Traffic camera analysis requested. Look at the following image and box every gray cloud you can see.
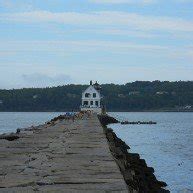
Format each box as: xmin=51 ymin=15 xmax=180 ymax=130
xmin=1 ymin=11 xmax=193 ymax=32
xmin=0 ymin=0 xmax=34 ymax=11
xmin=22 ymin=73 xmax=71 ymax=87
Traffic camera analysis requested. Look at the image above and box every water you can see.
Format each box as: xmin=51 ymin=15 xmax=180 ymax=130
xmin=109 ymin=112 xmax=193 ymax=193
xmin=0 ymin=112 xmax=192 ymax=192
xmin=0 ymin=112 xmax=63 ymax=134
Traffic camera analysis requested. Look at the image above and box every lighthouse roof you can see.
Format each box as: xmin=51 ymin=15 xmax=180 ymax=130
xmin=93 ymin=81 xmax=101 ymax=91
xmin=82 ymin=85 xmax=100 ymax=95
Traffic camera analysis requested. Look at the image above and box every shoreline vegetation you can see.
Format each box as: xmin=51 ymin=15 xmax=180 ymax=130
xmin=0 ymin=81 xmax=193 ymax=112
xmin=0 ymin=112 xmax=169 ymax=192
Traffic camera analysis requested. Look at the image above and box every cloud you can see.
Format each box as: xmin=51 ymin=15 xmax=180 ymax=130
xmin=0 ymin=0 xmax=34 ymax=11
xmin=73 ymin=28 xmax=158 ymax=38
xmin=0 ymin=40 xmax=169 ymax=55
xmin=0 ymin=51 xmax=16 ymax=57
xmin=1 ymin=39 xmax=193 ymax=63
xmin=22 ymin=73 xmax=71 ymax=87
xmin=89 ymin=0 xmax=193 ymax=4
xmin=1 ymin=11 xmax=193 ymax=33
xmin=1 ymin=39 xmax=193 ymax=59
xmin=89 ymin=0 xmax=155 ymax=4
xmin=175 ymin=0 xmax=193 ymax=3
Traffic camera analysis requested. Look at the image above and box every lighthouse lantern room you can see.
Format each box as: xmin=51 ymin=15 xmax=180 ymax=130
xmin=81 ymin=81 xmax=102 ymax=114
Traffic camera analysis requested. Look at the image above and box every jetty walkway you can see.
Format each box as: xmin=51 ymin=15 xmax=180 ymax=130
xmin=0 ymin=114 xmax=128 ymax=192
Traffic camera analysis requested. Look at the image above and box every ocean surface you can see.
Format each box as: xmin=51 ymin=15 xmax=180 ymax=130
xmin=109 ymin=112 xmax=193 ymax=193
xmin=0 ymin=112 xmax=63 ymax=134
xmin=0 ymin=112 xmax=193 ymax=193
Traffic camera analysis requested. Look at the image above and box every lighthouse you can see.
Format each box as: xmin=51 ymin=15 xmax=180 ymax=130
xmin=80 ymin=81 xmax=102 ymax=113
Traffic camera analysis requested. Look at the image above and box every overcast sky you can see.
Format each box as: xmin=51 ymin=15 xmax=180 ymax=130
xmin=0 ymin=0 xmax=193 ymax=88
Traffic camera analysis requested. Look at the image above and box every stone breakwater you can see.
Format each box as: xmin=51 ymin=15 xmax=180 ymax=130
xmin=0 ymin=114 xmax=128 ymax=193
xmin=0 ymin=113 xmax=169 ymax=193
xmin=98 ymin=114 xmax=170 ymax=193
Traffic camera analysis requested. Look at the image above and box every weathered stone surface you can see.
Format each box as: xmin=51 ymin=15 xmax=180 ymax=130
xmin=0 ymin=115 xmax=128 ymax=192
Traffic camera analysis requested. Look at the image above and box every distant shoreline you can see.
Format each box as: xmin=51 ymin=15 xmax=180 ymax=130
xmin=0 ymin=110 xmax=193 ymax=113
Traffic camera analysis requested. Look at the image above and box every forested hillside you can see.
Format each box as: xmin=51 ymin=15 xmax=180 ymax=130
xmin=0 ymin=81 xmax=193 ymax=112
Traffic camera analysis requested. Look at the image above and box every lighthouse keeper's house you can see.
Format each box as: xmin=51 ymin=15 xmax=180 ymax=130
xmin=80 ymin=81 xmax=102 ymax=113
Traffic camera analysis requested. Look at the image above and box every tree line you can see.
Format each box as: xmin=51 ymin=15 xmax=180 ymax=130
xmin=0 ymin=81 xmax=193 ymax=112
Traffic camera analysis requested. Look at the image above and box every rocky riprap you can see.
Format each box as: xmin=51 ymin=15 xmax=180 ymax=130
xmin=0 ymin=113 xmax=170 ymax=193
xmin=98 ymin=114 xmax=170 ymax=193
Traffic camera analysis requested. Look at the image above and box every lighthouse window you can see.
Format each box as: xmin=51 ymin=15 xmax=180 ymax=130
xmin=85 ymin=93 xmax=90 ymax=98
xmin=83 ymin=101 xmax=88 ymax=105
xmin=95 ymin=101 xmax=99 ymax=106
xmin=93 ymin=93 xmax=96 ymax=98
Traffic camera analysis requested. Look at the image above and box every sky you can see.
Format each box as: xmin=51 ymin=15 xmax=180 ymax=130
xmin=0 ymin=0 xmax=193 ymax=89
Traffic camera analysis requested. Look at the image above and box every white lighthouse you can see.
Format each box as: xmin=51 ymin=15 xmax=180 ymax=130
xmin=80 ymin=81 xmax=102 ymax=114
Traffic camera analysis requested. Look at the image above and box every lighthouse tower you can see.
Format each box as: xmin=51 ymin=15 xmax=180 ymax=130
xmin=80 ymin=81 xmax=102 ymax=113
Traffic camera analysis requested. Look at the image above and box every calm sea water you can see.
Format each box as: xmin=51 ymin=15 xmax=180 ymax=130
xmin=109 ymin=112 xmax=193 ymax=193
xmin=0 ymin=112 xmax=192 ymax=193
xmin=0 ymin=112 xmax=63 ymax=134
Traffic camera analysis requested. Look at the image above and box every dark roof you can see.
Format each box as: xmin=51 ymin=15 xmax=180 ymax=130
xmin=93 ymin=81 xmax=101 ymax=90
